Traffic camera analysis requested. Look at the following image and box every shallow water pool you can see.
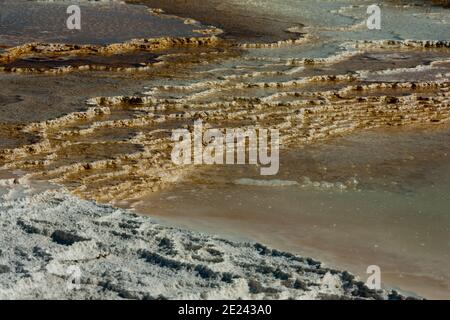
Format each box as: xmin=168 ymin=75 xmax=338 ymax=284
xmin=135 ymin=125 xmax=450 ymax=299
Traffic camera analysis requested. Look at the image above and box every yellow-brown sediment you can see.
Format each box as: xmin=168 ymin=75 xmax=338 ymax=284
xmin=0 ymin=36 xmax=224 ymax=74
xmin=0 ymin=40 xmax=449 ymax=205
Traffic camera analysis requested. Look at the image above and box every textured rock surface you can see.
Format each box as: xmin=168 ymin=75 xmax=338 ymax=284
xmin=0 ymin=180 xmax=398 ymax=300
xmin=0 ymin=0 xmax=446 ymax=300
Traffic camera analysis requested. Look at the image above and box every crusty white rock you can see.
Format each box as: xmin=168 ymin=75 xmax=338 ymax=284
xmin=0 ymin=180 xmax=400 ymax=300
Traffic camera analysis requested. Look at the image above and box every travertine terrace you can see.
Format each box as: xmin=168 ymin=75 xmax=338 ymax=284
xmin=0 ymin=0 xmax=449 ymax=299
xmin=1 ymin=39 xmax=449 ymax=204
